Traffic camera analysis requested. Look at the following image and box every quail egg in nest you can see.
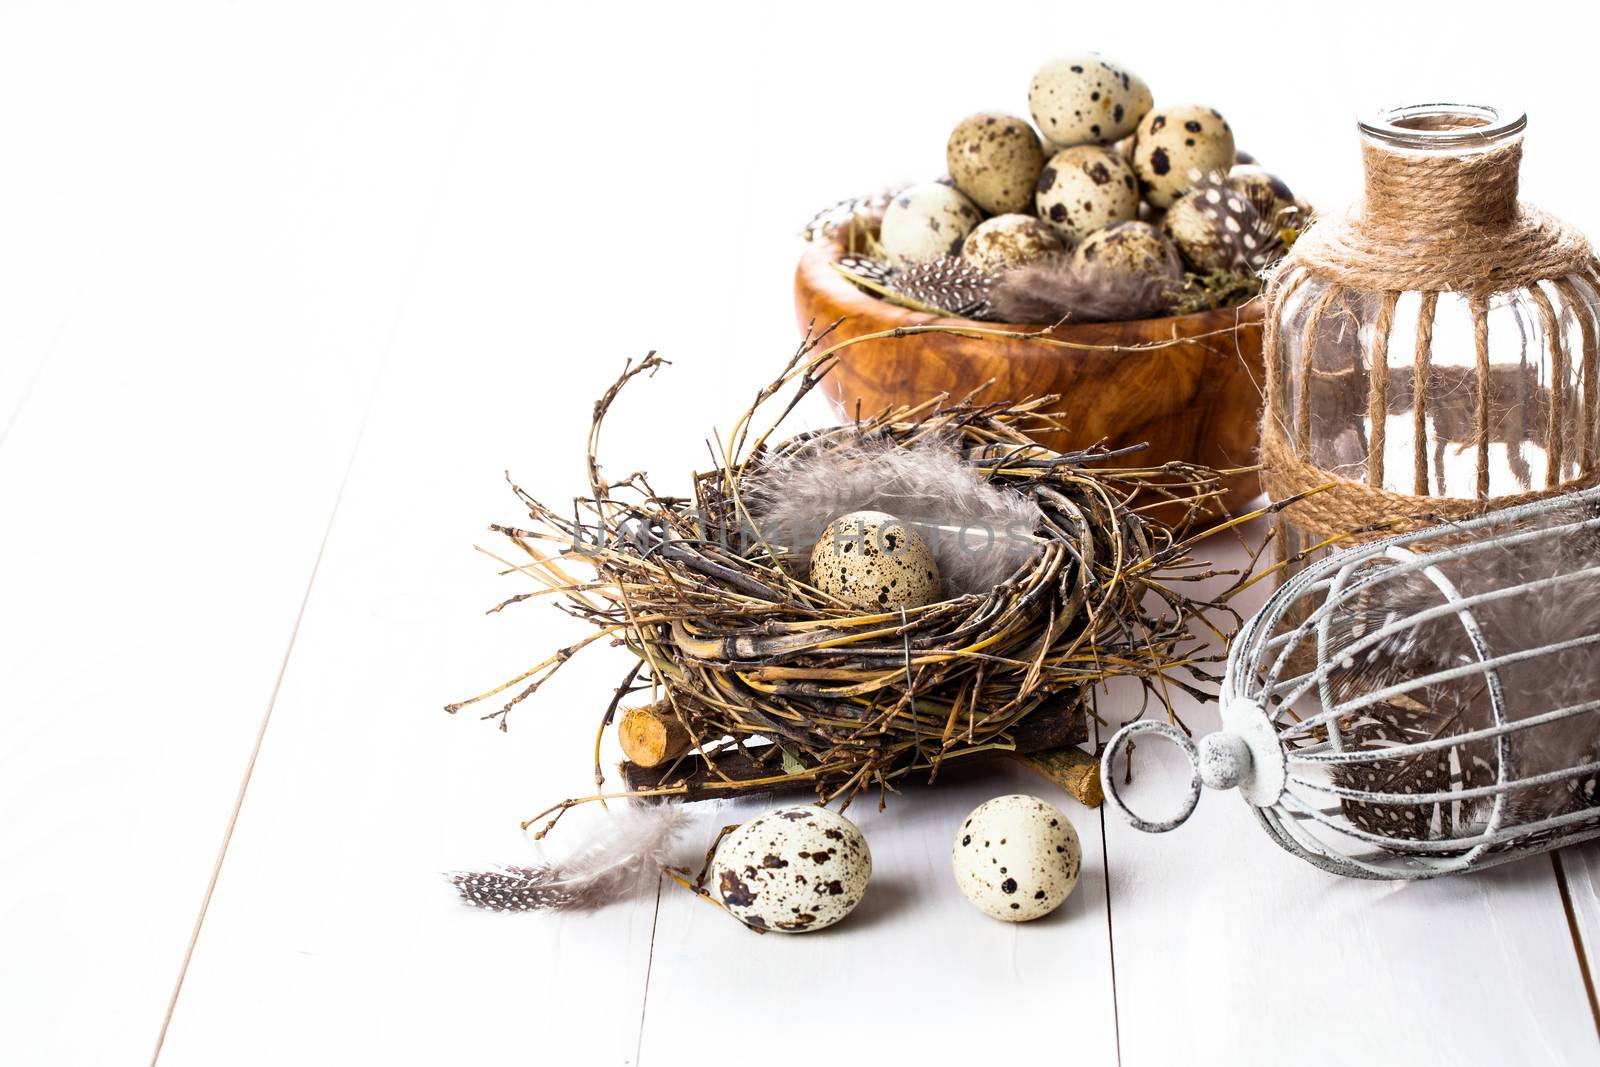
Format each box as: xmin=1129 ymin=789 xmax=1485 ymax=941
xmin=808 ymin=510 xmax=942 ymax=612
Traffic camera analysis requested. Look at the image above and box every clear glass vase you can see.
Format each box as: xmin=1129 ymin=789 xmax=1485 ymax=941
xmin=1264 ymin=102 xmax=1600 ymax=562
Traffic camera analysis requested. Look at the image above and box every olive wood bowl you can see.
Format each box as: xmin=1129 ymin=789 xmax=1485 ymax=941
xmin=793 ymin=240 xmax=1266 ymax=512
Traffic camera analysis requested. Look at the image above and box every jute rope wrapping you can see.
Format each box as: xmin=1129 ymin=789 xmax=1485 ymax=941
xmin=1262 ymin=132 xmax=1600 ymax=540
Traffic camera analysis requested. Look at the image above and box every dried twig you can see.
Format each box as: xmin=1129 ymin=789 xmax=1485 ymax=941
xmin=450 ymin=329 xmax=1284 ymax=821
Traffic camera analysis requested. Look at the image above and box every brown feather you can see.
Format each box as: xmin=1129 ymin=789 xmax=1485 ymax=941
xmin=988 ymin=256 xmax=1173 ymax=324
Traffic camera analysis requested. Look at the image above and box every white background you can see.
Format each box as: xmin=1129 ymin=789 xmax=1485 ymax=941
xmin=4 ymin=2 xmax=1600 ymax=1065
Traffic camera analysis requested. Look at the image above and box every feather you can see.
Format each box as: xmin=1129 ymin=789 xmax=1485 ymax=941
xmin=1179 ymin=173 xmax=1285 ymax=273
xmin=746 ymin=433 xmax=1044 ymax=597
xmin=449 ymin=803 xmax=687 ymax=911
xmin=1322 ymin=497 xmax=1600 ymax=837
xmin=885 ymin=256 xmax=997 ymax=319
xmin=832 ymin=254 xmax=1001 ymax=320
xmin=988 ymin=255 xmax=1173 ymax=324
xmin=836 ymin=254 xmax=895 ymax=287
xmin=802 ymin=186 xmax=905 ymax=244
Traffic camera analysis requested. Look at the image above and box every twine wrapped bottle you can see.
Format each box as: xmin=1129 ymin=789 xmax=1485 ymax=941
xmin=1262 ymin=103 xmax=1600 ymax=557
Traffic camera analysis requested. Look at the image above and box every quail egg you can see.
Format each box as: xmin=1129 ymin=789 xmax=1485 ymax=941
xmin=952 ymin=794 xmax=1081 ymax=922
xmin=946 ymin=112 xmax=1045 ymax=216
xmin=1071 ymin=220 xmax=1183 ymax=285
xmin=1035 ymin=145 xmax=1139 ymax=244
xmin=713 ymin=805 xmax=871 ymax=933
xmin=1130 ymin=104 xmax=1237 ymax=209
xmin=878 ymin=182 xmax=982 ymax=266
xmin=961 ymin=213 xmax=1064 ymax=273
xmin=809 ymin=510 xmax=941 ymax=612
xmin=1028 ymin=53 xmax=1152 ymax=147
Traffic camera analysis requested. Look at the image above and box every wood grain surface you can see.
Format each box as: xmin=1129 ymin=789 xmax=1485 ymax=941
xmin=794 ymin=240 xmax=1267 ymax=511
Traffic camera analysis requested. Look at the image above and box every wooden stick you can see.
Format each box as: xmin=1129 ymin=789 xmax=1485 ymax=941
xmin=618 ymin=701 xmax=693 ymax=768
xmin=621 ymin=700 xmax=1089 ymax=802
xmin=1016 ymin=747 xmax=1104 ymax=808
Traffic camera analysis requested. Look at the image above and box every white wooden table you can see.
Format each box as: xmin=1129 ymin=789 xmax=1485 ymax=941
xmin=4 ymin=3 xmax=1600 ymax=1064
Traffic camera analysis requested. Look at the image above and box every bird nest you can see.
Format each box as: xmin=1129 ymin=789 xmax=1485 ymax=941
xmin=448 ymin=328 xmax=1281 ymax=834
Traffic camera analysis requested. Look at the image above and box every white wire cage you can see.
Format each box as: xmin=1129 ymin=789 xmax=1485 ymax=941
xmin=1103 ymin=484 xmax=1600 ymax=879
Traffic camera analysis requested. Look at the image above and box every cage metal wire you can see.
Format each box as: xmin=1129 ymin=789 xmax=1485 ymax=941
xmin=1103 ymin=484 xmax=1600 ymax=879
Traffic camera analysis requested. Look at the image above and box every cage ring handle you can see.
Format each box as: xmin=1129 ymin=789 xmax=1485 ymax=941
xmin=1100 ymin=719 xmax=1203 ymax=833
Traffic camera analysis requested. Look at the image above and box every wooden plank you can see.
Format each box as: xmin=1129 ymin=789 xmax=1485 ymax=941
xmin=1555 ymin=850 xmax=1600 ymax=1034
xmin=0 ymin=4 xmax=230 ymax=427
xmin=1100 ymin=536 xmax=1600 ymax=1067
xmin=153 ymin=497 xmax=663 ymax=1064
xmin=0 ymin=5 xmax=497 ymax=1065
xmin=151 ymin=229 xmax=676 ymax=1060
xmin=145 ymin=4 xmax=780 ymax=1060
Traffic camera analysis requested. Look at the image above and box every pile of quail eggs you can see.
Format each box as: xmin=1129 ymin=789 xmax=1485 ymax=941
xmin=863 ymin=52 xmax=1304 ymax=318
xmin=710 ymin=795 xmax=1083 ymax=932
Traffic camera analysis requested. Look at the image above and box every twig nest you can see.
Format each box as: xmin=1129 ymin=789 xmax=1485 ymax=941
xmin=961 ymin=213 xmax=1064 ymax=273
xmin=1035 ymin=145 xmax=1139 ymax=244
xmin=713 ymin=806 xmax=871 ymax=932
xmin=879 ymin=182 xmax=981 ymax=266
xmin=946 ymin=112 xmax=1045 ymax=216
xmin=1130 ymin=105 xmax=1237 ymax=208
xmin=808 ymin=510 xmax=942 ymax=612
xmin=1028 ymin=53 xmax=1151 ymax=147
xmin=1070 ymin=220 xmax=1183 ymax=290
xmin=952 ymin=795 xmax=1081 ymax=922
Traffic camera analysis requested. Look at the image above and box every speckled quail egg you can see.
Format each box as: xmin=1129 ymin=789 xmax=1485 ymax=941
xmin=1028 ymin=53 xmax=1152 ymax=147
xmin=713 ymin=805 xmax=871 ymax=933
xmin=878 ymin=182 xmax=982 ymax=266
xmin=1035 ymin=145 xmax=1139 ymax=244
xmin=961 ymin=213 xmax=1064 ymax=273
xmin=952 ymin=795 xmax=1081 ymax=922
xmin=946 ymin=112 xmax=1045 ymax=216
xmin=1070 ymin=220 xmax=1183 ymax=287
xmin=1130 ymin=104 xmax=1237 ymax=208
xmin=808 ymin=510 xmax=942 ymax=612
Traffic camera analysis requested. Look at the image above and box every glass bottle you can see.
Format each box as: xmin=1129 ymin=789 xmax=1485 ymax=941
xmin=1264 ymin=103 xmax=1599 ymax=564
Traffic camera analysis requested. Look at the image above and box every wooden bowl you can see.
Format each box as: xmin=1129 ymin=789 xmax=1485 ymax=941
xmin=793 ymin=241 xmax=1266 ymax=512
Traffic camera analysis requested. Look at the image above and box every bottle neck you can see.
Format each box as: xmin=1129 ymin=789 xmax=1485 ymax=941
xmin=1357 ymin=103 xmax=1526 ymax=232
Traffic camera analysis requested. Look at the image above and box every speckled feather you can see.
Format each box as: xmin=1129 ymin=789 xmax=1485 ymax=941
xmin=448 ymin=804 xmax=686 ymax=912
xmin=1176 ymin=173 xmax=1284 ymax=273
xmin=885 ymin=256 xmax=997 ymax=319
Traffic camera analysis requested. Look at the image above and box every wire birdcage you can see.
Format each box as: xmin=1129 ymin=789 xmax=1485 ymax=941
xmin=1102 ymin=484 xmax=1600 ymax=879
